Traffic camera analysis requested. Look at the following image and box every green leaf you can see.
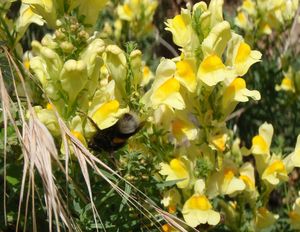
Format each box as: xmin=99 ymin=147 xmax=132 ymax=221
xmin=6 ymin=176 xmax=19 ymax=186
xmin=156 ymin=179 xmax=185 ymax=188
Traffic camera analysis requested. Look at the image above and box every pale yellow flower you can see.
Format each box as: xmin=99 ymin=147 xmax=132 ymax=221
xmin=262 ymin=156 xmax=288 ymax=185
xmin=209 ymin=133 xmax=228 ymax=152
xmin=70 ymin=0 xmax=108 ymax=25
xmin=140 ymin=65 xmax=154 ymax=87
xmin=60 ymin=59 xmax=88 ymax=105
xmin=88 ymin=81 xmax=129 ymax=130
xmin=105 ymin=45 xmax=127 ymax=96
xmin=161 ymin=188 xmax=181 ymax=214
xmin=142 ymin=59 xmax=185 ymax=110
xmin=34 ymin=105 xmax=60 ymax=137
xmin=275 ymin=68 xmax=295 ymax=93
xmin=22 ymin=0 xmax=58 ymax=28
xmin=255 ymin=207 xmax=278 ymax=231
xmin=251 ymin=123 xmax=273 ymax=156
xmin=175 ymin=59 xmax=197 ymax=92
xmin=171 ymin=116 xmax=198 ymax=144
xmin=201 ymin=21 xmax=232 ymax=58
xmin=197 ymin=54 xmax=235 ymax=86
xmin=275 ymin=76 xmax=295 ymax=92
xmin=251 ymin=122 xmax=273 ymax=174
xmin=182 ymin=194 xmax=220 ymax=227
xmin=234 ymin=11 xmax=250 ymax=30
xmin=207 ymin=160 xmax=245 ymax=198
xmin=283 ymin=135 xmax=300 ymax=173
xmin=222 ymin=78 xmax=260 ymax=115
xmin=239 ymin=162 xmax=256 ymax=191
xmin=159 ymin=157 xmax=191 ymax=189
xmin=16 ymin=4 xmax=45 ymax=40
xmin=289 ymin=196 xmax=300 ymax=230
xmin=165 ymin=10 xmax=192 ymax=48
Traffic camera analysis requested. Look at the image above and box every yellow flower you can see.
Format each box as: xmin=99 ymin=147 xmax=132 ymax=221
xmin=34 ymin=106 xmax=60 ymax=137
xmin=159 ymin=157 xmax=191 ymax=189
xmin=165 ymin=10 xmax=192 ymax=48
xmin=210 ymin=133 xmax=228 ymax=152
xmin=289 ymin=196 xmax=300 ymax=230
xmin=208 ymin=0 xmax=224 ymax=27
xmin=22 ymin=0 xmax=58 ymax=28
xmin=105 ymin=45 xmax=127 ymax=96
xmin=161 ymin=224 xmax=177 ymax=232
xmin=88 ymin=81 xmax=129 ymax=130
xmin=70 ymin=0 xmax=108 ymax=25
xmin=255 ymin=207 xmax=278 ymax=231
xmin=251 ymin=123 xmax=273 ymax=156
xmin=222 ymin=78 xmax=260 ymax=115
xmin=140 ymin=65 xmax=154 ymax=87
xmin=262 ymin=157 xmax=288 ymax=185
xmin=275 ymin=68 xmax=295 ymax=92
xmin=234 ymin=11 xmax=250 ymax=30
xmin=232 ymin=41 xmax=261 ymax=76
xmin=241 ymin=0 xmax=256 ymax=16
xmin=251 ymin=123 xmax=273 ymax=174
xmin=201 ymin=21 xmax=232 ymax=58
xmin=182 ymin=194 xmax=220 ymax=227
xmin=70 ymin=116 xmax=87 ymax=147
xmin=171 ymin=117 xmax=198 ymax=144
xmin=161 ymin=188 xmax=181 ymax=214
xmin=175 ymin=60 xmax=197 ymax=92
xmin=60 ymin=59 xmax=88 ymax=105
xmin=283 ymin=135 xmax=300 ymax=173
xmin=197 ymin=54 xmax=235 ymax=86
xmin=142 ymin=59 xmax=185 ymax=110
xmin=239 ymin=162 xmax=256 ymax=191
xmin=15 ymin=4 xmax=45 ymax=41
xmin=207 ymin=160 xmax=245 ymax=198
xmin=117 ymin=1 xmax=135 ymax=21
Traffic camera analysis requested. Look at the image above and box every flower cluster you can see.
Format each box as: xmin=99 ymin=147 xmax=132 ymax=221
xmin=235 ymin=0 xmax=298 ymax=38
xmin=144 ymin=0 xmax=263 ymax=228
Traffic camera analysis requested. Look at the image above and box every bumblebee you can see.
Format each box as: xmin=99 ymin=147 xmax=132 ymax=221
xmin=88 ymin=112 xmax=144 ymax=152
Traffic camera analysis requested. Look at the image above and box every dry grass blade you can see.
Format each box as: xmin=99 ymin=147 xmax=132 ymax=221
xmin=0 ymin=68 xmax=8 ymax=226
xmin=1 ymin=48 xmax=77 ymax=231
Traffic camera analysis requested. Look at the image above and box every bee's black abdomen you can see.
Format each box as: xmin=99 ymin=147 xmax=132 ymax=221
xmin=88 ymin=112 xmax=143 ymax=152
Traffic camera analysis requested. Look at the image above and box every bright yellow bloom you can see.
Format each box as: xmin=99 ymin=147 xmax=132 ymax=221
xmin=251 ymin=123 xmax=273 ymax=156
xmin=143 ymin=59 xmax=185 ymax=110
xmin=275 ymin=68 xmax=296 ymax=93
xmin=165 ymin=12 xmax=192 ymax=48
xmin=198 ymin=54 xmax=235 ymax=86
xmin=239 ymin=162 xmax=256 ymax=191
xmin=140 ymin=65 xmax=154 ymax=87
xmin=182 ymin=194 xmax=220 ymax=227
xmin=175 ymin=60 xmax=197 ymax=92
xmin=255 ymin=207 xmax=278 ymax=231
xmin=210 ymin=133 xmax=228 ymax=152
xmin=222 ymin=78 xmax=260 ymax=115
xmin=171 ymin=118 xmax=198 ymax=143
xmin=262 ymin=158 xmax=288 ymax=185
xmin=232 ymin=41 xmax=262 ymax=76
xmin=207 ymin=160 xmax=246 ymax=198
xmin=159 ymin=158 xmax=191 ymax=189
